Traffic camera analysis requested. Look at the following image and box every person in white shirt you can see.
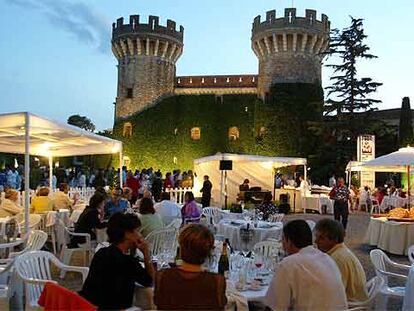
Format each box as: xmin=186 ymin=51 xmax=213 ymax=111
xmin=329 ymin=174 xmax=336 ymax=188
xmin=264 ymin=219 xmax=348 ymax=311
xmin=154 ymin=192 xmax=181 ymax=225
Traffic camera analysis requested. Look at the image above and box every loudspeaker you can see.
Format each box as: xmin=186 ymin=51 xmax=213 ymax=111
xmin=219 ymin=160 xmax=233 ymax=170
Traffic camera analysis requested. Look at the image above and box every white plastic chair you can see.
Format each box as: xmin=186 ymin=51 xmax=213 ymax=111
xmin=253 ymin=240 xmax=282 ymax=258
xmin=348 ymin=276 xmax=384 ymax=308
xmin=408 ymin=245 xmax=414 ymax=265
xmin=268 ymin=213 xmax=284 ymax=223
xmin=166 ymin=218 xmax=182 ymax=230
xmin=14 ymin=250 xmax=89 ymax=309
xmin=17 ymin=214 xmax=42 ymax=235
xmin=145 ymin=227 xmax=177 ymax=259
xmin=202 ymin=207 xmax=221 ymax=225
xmin=0 ymin=260 xmax=15 ymax=310
xmin=370 ymin=249 xmax=410 ymax=298
xmin=184 ymin=216 xmax=201 ymax=224
xmin=57 ymin=219 xmax=92 ymax=278
xmin=370 ymin=197 xmax=380 ymax=214
xmin=8 ymin=230 xmax=47 ymax=260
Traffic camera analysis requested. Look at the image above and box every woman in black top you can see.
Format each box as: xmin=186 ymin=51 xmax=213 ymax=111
xmin=79 ymin=213 xmax=154 ymax=310
xmin=69 ymin=193 xmax=107 ymax=248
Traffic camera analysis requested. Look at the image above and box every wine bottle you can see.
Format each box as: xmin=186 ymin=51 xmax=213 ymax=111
xmin=224 ymin=238 xmax=233 ymax=254
xmin=175 ymin=247 xmax=182 ymax=266
xmin=218 ymin=242 xmax=230 ymax=277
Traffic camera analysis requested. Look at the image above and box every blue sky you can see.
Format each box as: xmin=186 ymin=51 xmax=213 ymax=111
xmin=0 ymin=0 xmax=413 ymax=130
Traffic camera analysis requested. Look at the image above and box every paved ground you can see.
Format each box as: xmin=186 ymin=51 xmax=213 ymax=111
xmin=56 ymin=212 xmax=408 ymax=310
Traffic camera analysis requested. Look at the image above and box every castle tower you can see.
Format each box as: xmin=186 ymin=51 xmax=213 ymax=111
xmin=112 ymin=15 xmax=184 ymax=119
xmin=251 ymin=8 xmax=330 ymax=97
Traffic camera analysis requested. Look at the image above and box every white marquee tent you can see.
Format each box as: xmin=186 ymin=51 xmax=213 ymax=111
xmin=0 ymin=112 xmax=123 ymax=232
xmin=193 ymin=153 xmax=307 ymax=206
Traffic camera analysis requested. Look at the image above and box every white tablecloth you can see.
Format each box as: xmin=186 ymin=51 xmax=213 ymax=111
xmin=216 ymin=219 xmax=283 ymax=251
xmin=403 ymin=265 xmax=414 ymax=311
xmin=365 ymin=217 xmax=414 ymax=255
xmin=219 ymin=210 xmax=245 ymax=221
xmin=302 ymin=195 xmax=334 ymax=214
xmin=380 ymin=196 xmax=407 ymax=211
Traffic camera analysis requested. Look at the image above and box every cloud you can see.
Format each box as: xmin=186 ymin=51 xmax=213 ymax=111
xmin=6 ymin=0 xmax=110 ymax=53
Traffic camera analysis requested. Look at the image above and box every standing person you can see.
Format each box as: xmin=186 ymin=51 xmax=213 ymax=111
xmin=264 ymin=220 xmax=347 ymax=311
xmin=329 ymin=173 xmax=336 ymax=188
xmin=200 ymin=175 xmax=212 ymax=208
xmin=329 ymin=177 xmax=351 ymax=229
xmin=315 ymin=219 xmax=368 ymax=302
xmin=125 ymin=172 xmax=140 ymax=204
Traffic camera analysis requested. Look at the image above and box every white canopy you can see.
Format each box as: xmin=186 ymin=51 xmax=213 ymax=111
xmin=0 ymin=112 xmax=123 ymax=232
xmin=194 ymin=153 xmax=307 ymax=206
xmin=0 ymin=112 xmax=122 ymax=157
xmin=346 ymin=161 xmax=406 ymax=173
xmin=361 ymin=147 xmax=414 ymax=167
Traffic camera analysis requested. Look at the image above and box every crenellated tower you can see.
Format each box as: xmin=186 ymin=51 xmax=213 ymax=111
xmin=252 ymin=8 xmax=330 ymax=97
xmin=112 ymin=15 xmax=184 ymax=119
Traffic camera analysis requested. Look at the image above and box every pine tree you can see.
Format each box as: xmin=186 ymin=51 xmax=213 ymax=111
xmin=399 ymin=97 xmax=414 ymax=147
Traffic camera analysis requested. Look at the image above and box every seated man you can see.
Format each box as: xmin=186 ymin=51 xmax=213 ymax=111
xmin=52 ymin=183 xmax=73 ymax=211
xmin=315 ymin=219 xmax=368 ymax=302
xmin=154 ymin=192 xmax=181 ymax=225
xmin=264 ymin=219 xmax=347 ymax=311
xmin=239 ymin=179 xmax=250 ymax=192
xmin=104 ymin=187 xmax=130 ymax=218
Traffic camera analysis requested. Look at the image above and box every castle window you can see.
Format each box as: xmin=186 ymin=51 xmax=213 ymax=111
xmin=226 ymin=77 xmax=230 ymax=83
xmin=239 ymin=77 xmax=243 ymax=82
xmin=214 ymin=78 xmax=217 ymax=83
xmin=126 ymin=88 xmax=133 ymax=98
xmin=177 ymin=78 xmax=181 ymax=84
xmin=252 ymin=77 xmax=255 ymax=82
xmin=123 ymin=156 xmax=131 ymax=168
xmin=228 ymin=127 xmax=239 ymax=141
xmin=123 ymin=122 xmax=133 ymax=137
xmin=191 ymin=127 xmax=201 ymax=140
xmin=174 ymin=128 xmax=178 ymax=135
xmin=189 ymin=78 xmax=193 ymax=84
xmin=258 ymin=126 xmax=267 ymax=138
xmin=201 ymin=78 xmax=205 ymax=84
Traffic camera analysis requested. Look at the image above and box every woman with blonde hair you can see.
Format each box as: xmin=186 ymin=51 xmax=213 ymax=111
xmin=30 ymin=187 xmax=53 ymax=214
xmin=0 ymin=189 xmax=23 ymax=217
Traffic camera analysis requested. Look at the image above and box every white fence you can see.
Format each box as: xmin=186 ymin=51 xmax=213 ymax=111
xmin=0 ymin=187 xmax=95 ymax=207
xmin=165 ymin=187 xmax=194 ymax=204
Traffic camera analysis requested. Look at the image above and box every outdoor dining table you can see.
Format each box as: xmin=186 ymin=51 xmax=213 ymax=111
xmin=365 ymin=216 xmax=414 ymax=255
xmin=216 ymin=219 xmax=283 ymax=251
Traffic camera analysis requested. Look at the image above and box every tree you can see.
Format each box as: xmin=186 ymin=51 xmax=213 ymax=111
xmin=399 ymin=97 xmax=414 ymax=147
xmin=67 ymin=115 xmax=96 ymax=132
xmin=325 ymin=17 xmax=382 ymax=119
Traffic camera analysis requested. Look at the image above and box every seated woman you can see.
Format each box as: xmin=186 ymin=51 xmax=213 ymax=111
xmin=79 ymin=213 xmax=154 ymax=310
xmin=181 ymin=191 xmax=201 ymax=224
xmin=69 ymin=193 xmax=107 ymax=248
xmin=154 ymin=224 xmax=227 ymax=310
xmin=256 ymin=192 xmax=278 ymax=220
xmin=0 ymin=189 xmax=23 ymax=217
xmin=138 ymin=197 xmax=164 ymax=237
xmin=30 ymin=187 xmax=53 ymax=214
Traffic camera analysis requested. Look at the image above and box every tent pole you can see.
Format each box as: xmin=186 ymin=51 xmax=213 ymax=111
xmin=119 ymin=149 xmax=123 ymax=188
xmin=24 ymin=113 xmax=30 ymax=234
xmin=304 ymin=164 xmax=307 ymax=183
xmin=408 ymin=165 xmax=411 ymax=210
xmin=49 ymin=156 xmax=53 ymax=190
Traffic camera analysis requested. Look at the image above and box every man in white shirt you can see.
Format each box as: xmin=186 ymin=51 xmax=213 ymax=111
xmin=264 ymin=219 xmax=348 ymax=311
xmin=154 ymin=192 xmax=181 ymax=225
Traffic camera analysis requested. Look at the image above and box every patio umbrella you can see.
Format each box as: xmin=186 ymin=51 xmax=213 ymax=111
xmin=361 ymin=146 xmax=414 ymax=209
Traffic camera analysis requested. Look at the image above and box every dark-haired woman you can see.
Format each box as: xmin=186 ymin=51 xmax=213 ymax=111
xmin=79 ymin=213 xmax=154 ymax=310
xmin=138 ymin=197 xmax=164 ymax=237
xmin=181 ymin=191 xmax=201 ymax=224
xmin=154 ymin=224 xmax=227 ymax=310
xmin=69 ymin=193 xmax=108 ymax=248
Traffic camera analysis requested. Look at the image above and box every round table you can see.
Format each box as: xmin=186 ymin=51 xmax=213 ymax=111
xmin=216 ymin=219 xmax=282 ymax=251
xmin=365 ymin=217 xmax=414 ymax=255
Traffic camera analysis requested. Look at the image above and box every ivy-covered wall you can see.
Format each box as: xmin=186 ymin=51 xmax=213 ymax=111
xmin=112 ymin=83 xmax=324 ymax=172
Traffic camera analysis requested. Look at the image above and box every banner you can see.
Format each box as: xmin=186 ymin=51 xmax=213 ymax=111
xmin=357 ymin=135 xmax=375 ymax=188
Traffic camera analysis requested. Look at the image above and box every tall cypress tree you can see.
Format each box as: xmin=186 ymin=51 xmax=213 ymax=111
xmin=399 ymin=97 xmax=414 ymax=147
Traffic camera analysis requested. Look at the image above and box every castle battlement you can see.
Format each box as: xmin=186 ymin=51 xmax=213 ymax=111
xmin=112 ymin=15 xmax=184 ymax=42
xmin=252 ymin=8 xmax=329 ymax=36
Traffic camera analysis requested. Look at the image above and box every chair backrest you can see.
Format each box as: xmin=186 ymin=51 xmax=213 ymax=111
xmin=306 ymin=220 xmax=316 ymax=231
xmin=14 ymin=251 xmax=56 ymax=307
xmin=202 ymin=207 xmax=220 ymax=225
xmin=26 ymin=230 xmax=48 ymax=251
xmin=184 ymin=216 xmax=201 ymax=224
xmin=268 ymin=213 xmax=284 ymax=223
xmin=408 ymin=245 xmax=414 ymax=265
xmin=19 ymin=214 xmax=42 ymax=235
xmin=253 ymin=241 xmax=282 ymax=258
xmin=166 ymin=218 xmax=182 ymax=230
xmin=0 ymin=217 xmax=19 ymax=243
xmin=145 ymin=227 xmax=177 ymax=258
xmin=370 ymin=249 xmax=390 ymax=285
xmin=349 ymin=276 xmax=384 ymax=308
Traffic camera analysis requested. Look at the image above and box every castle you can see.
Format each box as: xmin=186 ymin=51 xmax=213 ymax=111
xmin=111 ymin=8 xmax=330 ymax=120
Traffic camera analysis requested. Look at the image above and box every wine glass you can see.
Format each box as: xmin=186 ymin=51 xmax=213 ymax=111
xmin=254 ymin=254 xmax=263 ymax=278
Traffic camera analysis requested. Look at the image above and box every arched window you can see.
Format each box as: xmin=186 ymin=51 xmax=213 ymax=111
xmin=123 ymin=122 xmax=133 ymax=137
xmin=228 ymin=126 xmax=240 ymax=141
xmin=123 ymin=156 xmax=131 ymax=168
xmin=191 ymin=127 xmax=201 ymax=140
xmin=259 ymin=126 xmax=267 ymax=138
